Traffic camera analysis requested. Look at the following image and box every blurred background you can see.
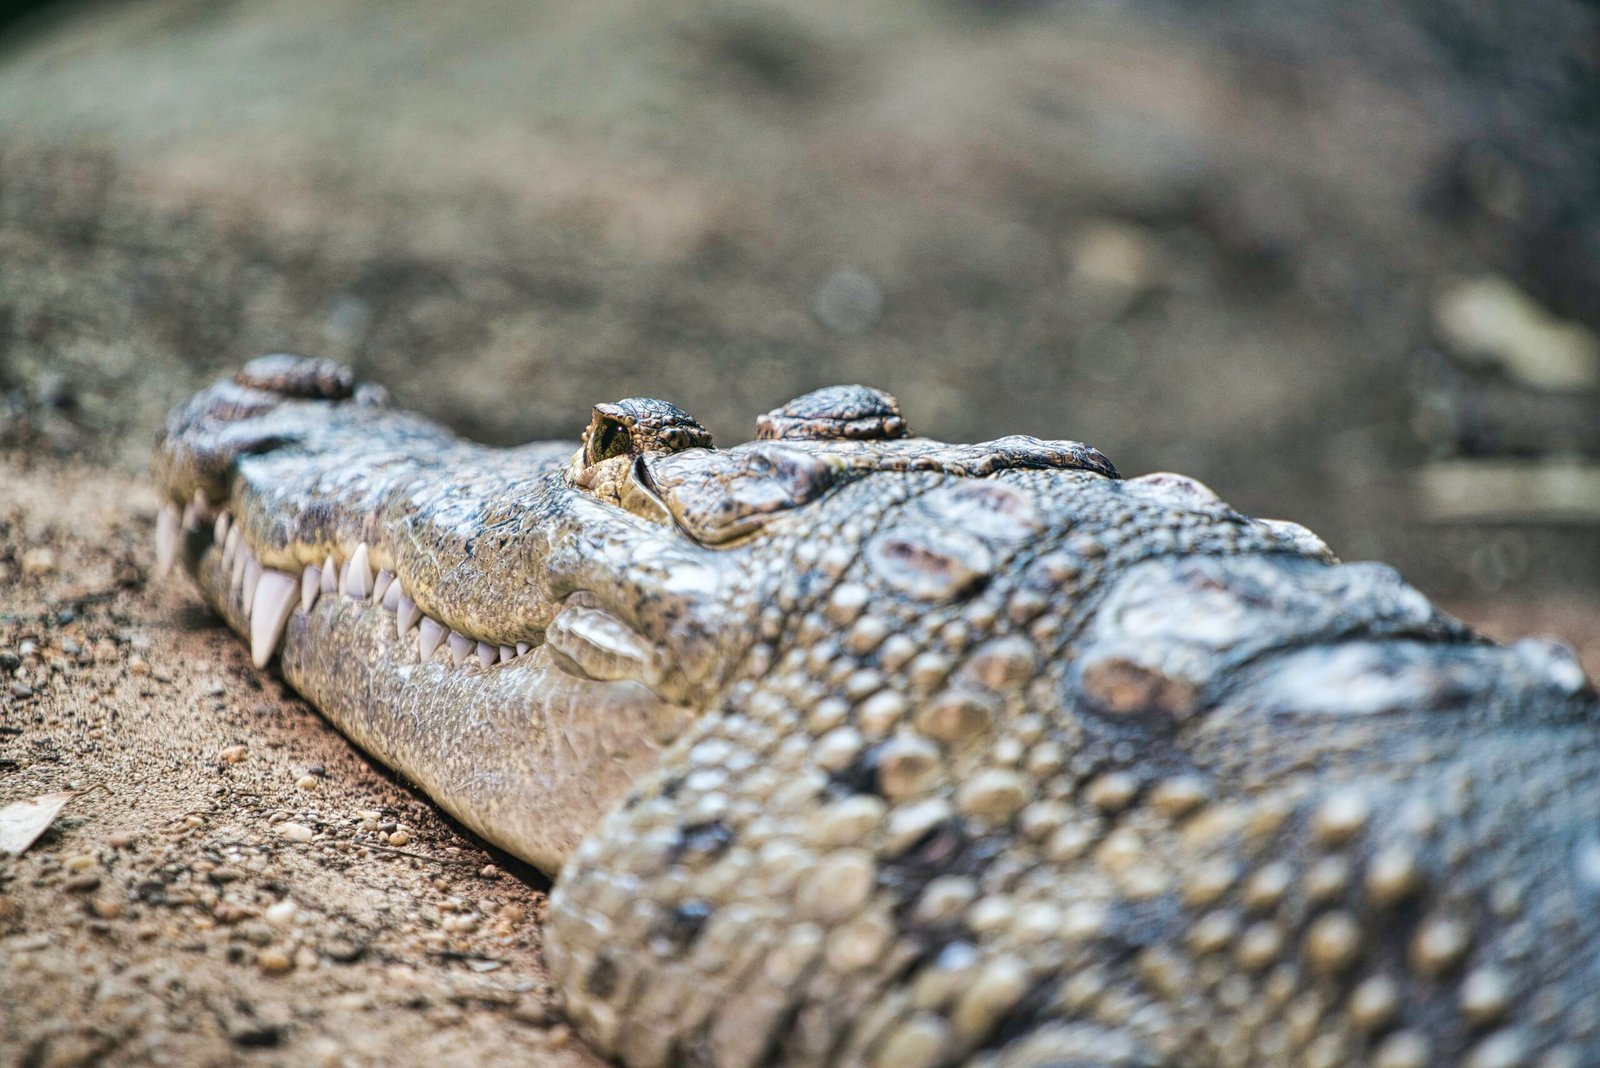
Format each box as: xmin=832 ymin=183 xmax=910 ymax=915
xmin=1 ymin=0 xmax=1596 ymax=603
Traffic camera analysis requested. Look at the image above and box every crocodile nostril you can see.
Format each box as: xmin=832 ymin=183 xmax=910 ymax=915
xmin=754 ymin=383 xmax=910 ymax=441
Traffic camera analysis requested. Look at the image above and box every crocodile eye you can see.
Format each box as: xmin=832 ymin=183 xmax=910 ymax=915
xmin=581 ymin=398 xmax=714 ymax=469
xmin=755 ymin=384 xmax=911 ymax=441
xmin=586 ymin=415 xmax=632 ymax=466
xmin=575 ymin=398 xmax=716 ymax=519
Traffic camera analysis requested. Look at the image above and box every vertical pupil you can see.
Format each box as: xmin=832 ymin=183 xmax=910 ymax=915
xmin=593 ymin=421 xmax=629 ymax=462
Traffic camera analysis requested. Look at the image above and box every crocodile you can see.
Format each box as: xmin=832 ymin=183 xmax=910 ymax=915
xmin=151 ymin=354 xmax=1600 ymax=1068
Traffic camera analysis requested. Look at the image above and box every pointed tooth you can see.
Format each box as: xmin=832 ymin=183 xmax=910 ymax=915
xmin=499 ymin=645 xmax=516 ymax=664
xmin=419 ymin=617 xmax=447 ymax=660
xmin=241 ymin=556 xmax=262 ymax=614
xmin=230 ymin=541 xmax=249 ymax=593
xmin=373 ymin=569 xmax=394 ymax=605
xmin=380 ymin=574 xmax=402 ymax=612
xmin=155 ymin=505 xmax=180 ymax=577
xmin=396 ymin=595 xmax=421 ymax=638
xmin=320 ymin=555 xmax=338 ymax=594
xmin=223 ymin=525 xmax=241 ymax=570
xmin=180 ymin=499 xmax=201 ymax=531
xmin=214 ymin=511 xmax=230 ymax=546
xmin=448 ymin=632 xmax=474 ymax=666
xmin=343 ymin=543 xmax=373 ymax=599
xmin=476 ymin=642 xmax=496 ymax=669
xmin=516 ymin=641 xmax=531 ymax=657
xmin=302 ymin=566 xmax=321 ymax=613
xmin=249 ymin=569 xmax=299 ymax=669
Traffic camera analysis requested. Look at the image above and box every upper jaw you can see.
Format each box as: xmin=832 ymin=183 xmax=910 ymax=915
xmin=155 ymin=439 xmax=750 ymax=710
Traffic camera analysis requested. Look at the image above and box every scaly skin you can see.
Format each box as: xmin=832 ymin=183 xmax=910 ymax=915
xmin=153 ymin=356 xmax=1600 ymax=1068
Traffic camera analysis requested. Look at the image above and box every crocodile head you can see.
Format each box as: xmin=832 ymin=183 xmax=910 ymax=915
xmin=150 ymin=355 xmax=1121 ymax=868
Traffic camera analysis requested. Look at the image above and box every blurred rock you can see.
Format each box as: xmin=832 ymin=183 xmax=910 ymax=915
xmin=1433 ymin=276 xmax=1600 ymax=391
xmin=1067 ymin=220 xmax=1165 ymax=316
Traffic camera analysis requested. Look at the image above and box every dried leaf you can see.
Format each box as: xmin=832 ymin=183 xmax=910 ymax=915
xmin=0 ymin=791 xmax=74 ymax=856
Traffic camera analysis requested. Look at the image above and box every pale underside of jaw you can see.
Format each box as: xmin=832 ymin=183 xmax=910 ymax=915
xmin=155 ymin=493 xmax=695 ymax=870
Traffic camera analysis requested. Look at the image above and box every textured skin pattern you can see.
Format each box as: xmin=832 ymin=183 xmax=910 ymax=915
xmin=154 ymin=357 xmax=1600 ymax=1068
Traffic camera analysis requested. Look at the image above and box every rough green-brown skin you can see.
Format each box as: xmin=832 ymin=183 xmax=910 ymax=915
xmin=154 ymin=356 xmax=1600 ymax=1067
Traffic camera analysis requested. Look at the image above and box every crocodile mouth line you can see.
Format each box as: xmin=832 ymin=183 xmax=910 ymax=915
xmin=156 ymin=494 xmax=649 ymax=687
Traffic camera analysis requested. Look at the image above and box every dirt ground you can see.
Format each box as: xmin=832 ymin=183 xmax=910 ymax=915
xmin=0 ymin=456 xmax=601 ymax=1067
xmin=3 ymin=453 xmax=1597 ymax=1067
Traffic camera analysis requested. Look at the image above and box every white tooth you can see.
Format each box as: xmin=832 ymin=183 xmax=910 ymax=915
xmin=448 ymin=632 xmax=473 ymax=666
xmin=396 ymin=595 xmax=421 ymax=638
xmin=477 ymin=642 xmax=496 ymax=669
xmin=301 ymin=566 xmax=321 ymax=613
xmin=380 ymin=575 xmax=402 ymax=612
xmin=241 ymin=556 xmax=262 ymax=614
xmin=230 ymin=541 xmax=249 ymax=593
xmin=419 ymin=617 xmax=447 ymax=659
xmin=345 ymin=543 xmax=373 ymax=599
xmin=193 ymin=488 xmax=208 ymax=514
xmin=499 ymin=645 xmax=515 ymax=664
xmin=249 ymin=569 xmax=299 ymax=669
xmin=373 ymin=569 xmax=393 ymax=605
xmin=155 ymin=505 xmax=180 ymax=577
xmin=181 ymin=500 xmax=200 ymax=531
xmin=516 ymin=641 xmax=531 ymax=657
xmin=320 ymin=555 xmax=338 ymax=594
xmin=223 ymin=524 xmax=241 ymax=570
xmin=214 ymin=511 xmax=230 ymax=545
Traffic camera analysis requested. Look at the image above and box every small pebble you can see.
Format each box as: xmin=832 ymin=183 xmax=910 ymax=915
xmin=219 ymin=745 xmax=248 ymax=764
xmin=278 ymin=822 xmax=314 ymax=843
xmin=265 ymin=901 xmax=297 ymax=927
xmin=65 ymin=874 xmax=102 ymax=893
xmin=324 ymin=938 xmax=365 ymax=963
xmin=257 ymin=948 xmax=293 ymax=974
xmin=388 ymin=830 xmax=410 ymax=847
xmin=89 ymin=897 xmax=125 ymax=920
xmin=296 ymin=775 xmax=320 ymax=792
xmin=20 ymin=547 xmax=56 ymax=576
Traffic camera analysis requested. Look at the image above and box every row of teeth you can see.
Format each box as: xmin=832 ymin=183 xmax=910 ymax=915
xmin=156 ymin=499 xmax=533 ymax=672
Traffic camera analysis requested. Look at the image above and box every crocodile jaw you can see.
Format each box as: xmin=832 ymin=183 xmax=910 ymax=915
xmin=179 ymin=515 xmax=696 ymax=873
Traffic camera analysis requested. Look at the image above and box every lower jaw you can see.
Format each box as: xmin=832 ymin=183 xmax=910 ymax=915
xmin=191 ymin=544 xmax=694 ymax=873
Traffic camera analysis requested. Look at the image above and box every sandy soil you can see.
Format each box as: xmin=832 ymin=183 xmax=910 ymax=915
xmin=0 ymin=457 xmax=599 ymax=1067
xmin=3 ymin=454 xmax=1597 ymax=1066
